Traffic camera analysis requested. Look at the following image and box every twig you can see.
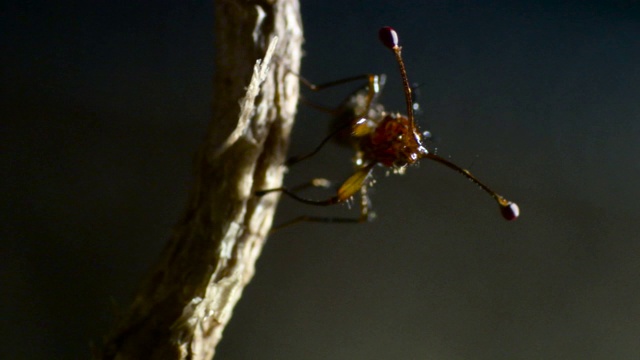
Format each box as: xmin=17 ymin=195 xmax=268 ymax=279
xmin=98 ymin=0 xmax=302 ymax=358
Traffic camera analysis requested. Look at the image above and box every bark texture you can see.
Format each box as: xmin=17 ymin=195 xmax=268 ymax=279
xmin=99 ymin=0 xmax=302 ymax=358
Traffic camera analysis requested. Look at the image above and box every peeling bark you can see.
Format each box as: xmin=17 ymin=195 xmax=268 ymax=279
xmin=99 ymin=1 xmax=302 ymax=358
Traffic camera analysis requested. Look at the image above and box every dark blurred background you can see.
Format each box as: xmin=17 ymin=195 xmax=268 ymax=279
xmin=3 ymin=1 xmax=639 ymax=359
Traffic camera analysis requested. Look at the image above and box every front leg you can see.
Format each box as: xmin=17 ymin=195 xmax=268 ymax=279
xmin=255 ymin=164 xmax=376 ymax=230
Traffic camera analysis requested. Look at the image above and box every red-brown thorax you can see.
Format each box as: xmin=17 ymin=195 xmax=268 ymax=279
xmin=360 ymin=113 xmax=427 ymax=168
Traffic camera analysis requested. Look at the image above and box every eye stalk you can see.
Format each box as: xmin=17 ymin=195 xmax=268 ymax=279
xmin=378 ymin=27 xmax=417 ymax=140
xmin=379 ymin=26 xmax=519 ymax=221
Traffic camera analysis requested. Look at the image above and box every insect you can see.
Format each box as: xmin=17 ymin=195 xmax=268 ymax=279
xmin=256 ymin=27 xmax=519 ymax=226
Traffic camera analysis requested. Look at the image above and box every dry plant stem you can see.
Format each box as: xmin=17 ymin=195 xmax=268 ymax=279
xmin=99 ymin=0 xmax=302 ymax=359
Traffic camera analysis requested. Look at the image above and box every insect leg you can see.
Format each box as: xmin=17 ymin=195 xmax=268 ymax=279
xmin=296 ymin=73 xmax=384 ymax=114
xmin=288 ymin=178 xmax=332 ymax=192
xmin=288 ymin=74 xmax=384 ymax=167
xmin=256 ymin=165 xmax=376 ymax=230
xmin=286 ymin=121 xmax=352 ymax=167
xmin=296 ymin=73 xmax=377 ymax=92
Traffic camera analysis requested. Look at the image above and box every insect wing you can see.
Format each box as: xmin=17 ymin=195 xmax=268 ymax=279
xmin=337 ymin=165 xmax=375 ymax=201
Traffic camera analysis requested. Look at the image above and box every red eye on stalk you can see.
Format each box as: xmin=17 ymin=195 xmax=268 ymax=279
xmin=379 ymin=26 xmax=399 ymax=49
